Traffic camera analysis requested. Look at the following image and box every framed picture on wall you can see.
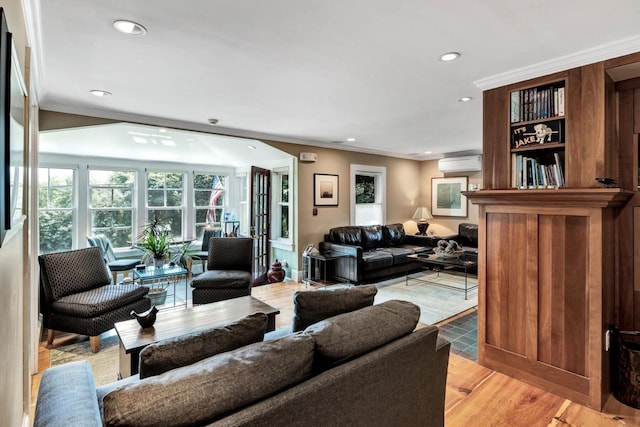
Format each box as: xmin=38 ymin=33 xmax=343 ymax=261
xmin=314 ymin=173 xmax=338 ymax=206
xmin=431 ymin=176 xmax=468 ymax=217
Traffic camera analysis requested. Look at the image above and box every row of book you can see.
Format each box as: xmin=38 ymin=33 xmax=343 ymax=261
xmin=513 ymin=153 xmax=565 ymax=189
xmin=510 ymin=85 xmax=565 ymax=123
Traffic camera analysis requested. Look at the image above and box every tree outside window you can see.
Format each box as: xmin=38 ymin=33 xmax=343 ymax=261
xmin=89 ymin=170 xmax=135 ymax=248
xmin=38 ymin=168 xmax=74 ymax=254
xmin=147 ymin=171 xmax=184 ymax=239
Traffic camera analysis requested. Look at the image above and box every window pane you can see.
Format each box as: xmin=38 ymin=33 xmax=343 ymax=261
xmin=194 ymin=174 xmax=214 ymax=189
xmin=355 ymin=174 xmax=376 ymax=204
xmin=90 ymin=170 xmax=134 ymax=186
xmin=195 ymin=208 xmax=208 ymax=223
xmin=147 ymin=173 xmax=163 ymax=189
xmin=48 ymin=188 xmax=73 ymax=208
xmin=39 ymin=210 xmax=73 ymax=254
xmin=280 ymin=205 xmax=289 ymax=238
xmin=111 ymin=228 xmax=133 ymax=248
xmin=113 ymin=189 xmax=132 ymax=207
xmin=148 ymin=209 xmax=182 ymax=239
xmin=355 ymin=204 xmax=382 ymax=225
xmin=92 ymin=210 xmax=112 ymax=228
xmin=281 ymin=174 xmax=289 ymax=203
xmin=166 ymin=190 xmax=183 ymax=206
xmin=194 ymin=190 xmax=210 ymax=206
xmin=147 ymin=190 xmax=164 ymax=206
xmin=91 ymin=188 xmax=113 ymax=208
xmin=165 ymin=173 xmax=183 ymax=188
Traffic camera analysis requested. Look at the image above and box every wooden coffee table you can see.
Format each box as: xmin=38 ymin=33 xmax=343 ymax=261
xmin=114 ymin=296 xmax=280 ymax=378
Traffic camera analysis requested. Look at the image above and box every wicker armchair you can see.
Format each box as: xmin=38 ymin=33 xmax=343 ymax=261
xmin=190 ymin=237 xmax=253 ymax=304
xmin=38 ymin=247 xmax=151 ymax=352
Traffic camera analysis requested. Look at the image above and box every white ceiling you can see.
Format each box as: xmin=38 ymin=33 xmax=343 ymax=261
xmin=24 ymin=0 xmax=640 ymax=161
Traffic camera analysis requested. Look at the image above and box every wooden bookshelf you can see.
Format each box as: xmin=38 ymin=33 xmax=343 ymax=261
xmin=473 ymin=60 xmax=632 ymax=410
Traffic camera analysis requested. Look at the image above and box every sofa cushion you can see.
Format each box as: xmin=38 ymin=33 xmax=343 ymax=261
xmin=51 ymin=284 xmax=149 ymax=317
xmin=361 ymin=225 xmax=384 ymax=250
xmin=103 ymin=333 xmax=315 ymax=427
xmin=305 ymin=300 xmax=420 ymax=369
xmin=138 ymin=312 xmax=268 ymax=379
xmin=291 ymin=285 xmax=378 ymax=332
xmin=383 ymin=223 xmax=406 ymax=246
xmin=191 ymin=270 xmax=252 ymax=289
xmin=378 ymin=246 xmax=415 ymax=265
xmin=362 ymin=251 xmax=393 ymax=271
xmin=329 ymin=226 xmax=363 ymax=246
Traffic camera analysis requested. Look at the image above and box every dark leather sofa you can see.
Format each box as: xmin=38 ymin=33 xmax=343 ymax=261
xmin=319 ymin=223 xmax=433 ymax=284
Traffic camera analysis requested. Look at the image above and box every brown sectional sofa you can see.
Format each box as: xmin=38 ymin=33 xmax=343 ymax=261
xmin=319 ymin=223 xmax=433 ymax=283
xmin=34 ymin=298 xmax=450 ymax=427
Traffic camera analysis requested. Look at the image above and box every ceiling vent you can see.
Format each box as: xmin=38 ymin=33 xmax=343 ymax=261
xmin=438 ymin=155 xmax=482 ymax=173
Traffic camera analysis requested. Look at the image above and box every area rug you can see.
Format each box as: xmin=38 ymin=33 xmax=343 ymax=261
xmin=372 ymin=270 xmax=478 ymax=325
xmin=50 ymin=334 xmax=120 ymax=386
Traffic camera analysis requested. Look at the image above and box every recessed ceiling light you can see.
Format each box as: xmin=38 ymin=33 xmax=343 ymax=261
xmin=208 ymin=118 xmax=219 ymax=125
xmin=424 ymin=151 xmax=432 ymax=154
xmin=346 ymin=137 xmax=356 ymax=142
xmin=89 ymin=89 xmax=112 ymax=97
xmin=247 ymin=145 xmax=257 ymax=150
xmin=113 ymin=20 xmax=147 ymax=35
xmin=439 ymin=52 xmax=460 ymax=62
xmin=158 ymin=128 xmax=167 ymax=133
xmin=457 ymin=97 xmax=473 ymax=102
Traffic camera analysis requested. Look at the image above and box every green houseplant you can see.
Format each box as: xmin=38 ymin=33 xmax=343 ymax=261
xmin=136 ymin=216 xmax=173 ymax=305
xmin=137 ymin=216 xmax=172 ymax=267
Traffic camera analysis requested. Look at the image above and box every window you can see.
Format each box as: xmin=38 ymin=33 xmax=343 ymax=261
xmin=147 ymin=171 xmax=184 ymax=239
xmin=351 ymin=164 xmax=386 ymax=225
xmin=89 ymin=169 xmax=135 ymax=248
xmin=277 ymin=172 xmax=289 ymax=239
xmin=38 ymin=168 xmax=74 ymax=254
xmin=193 ymin=173 xmax=226 ymax=238
xmin=237 ymin=173 xmax=248 ymax=236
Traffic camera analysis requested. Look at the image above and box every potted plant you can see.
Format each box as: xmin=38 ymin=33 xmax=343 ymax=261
xmin=136 ymin=216 xmax=173 ymax=305
xmin=137 ymin=216 xmax=172 ymax=268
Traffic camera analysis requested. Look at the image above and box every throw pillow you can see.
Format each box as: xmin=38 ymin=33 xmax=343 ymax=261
xmin=305 ymin=300 xmax=420 ymax=369
xmin=103 ymin=334 xmax=315 ymax=427
xmin=291 ymin=284 xmax=377 ymax=332
xmin=138 ymin=312 xmax=268 ymax=379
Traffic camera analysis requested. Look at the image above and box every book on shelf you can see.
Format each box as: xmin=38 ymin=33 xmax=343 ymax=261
xmin=512 ymin=153 xmax=564 ymax=189
xmin=510 ymin=83 xmax=565 ymax=124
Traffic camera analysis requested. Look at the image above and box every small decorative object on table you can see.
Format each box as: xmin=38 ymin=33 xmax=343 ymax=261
xmin=131 ymin=305 xmax=159 ymax=328
xmin=433 ymin=240 xmax=464 ymax=258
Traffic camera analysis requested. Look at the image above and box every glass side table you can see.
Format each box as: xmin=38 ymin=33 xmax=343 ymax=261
xmin=304 ymin=251 xmax=353 ymax=288
xmin=133 ymin=264 xmax=188 ymax=310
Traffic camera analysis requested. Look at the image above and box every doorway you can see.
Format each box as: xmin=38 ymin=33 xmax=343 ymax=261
xmin=250 ymin=166 xmax=271 ymax=284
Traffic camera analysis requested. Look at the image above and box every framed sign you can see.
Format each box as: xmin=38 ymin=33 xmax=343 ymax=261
xmin=431 ymin=176 xmax=468 ymax=217
xmin=314 ymin=173 xmax=338 ymax=206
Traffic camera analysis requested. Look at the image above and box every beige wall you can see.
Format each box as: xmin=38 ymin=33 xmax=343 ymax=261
xmin=0 ymin=0 xmax=30 ymax=425
xmin=263 ymin=141 xmax=423 ymax=260
xmin=420 ymin=159 xmax=482 ymax=237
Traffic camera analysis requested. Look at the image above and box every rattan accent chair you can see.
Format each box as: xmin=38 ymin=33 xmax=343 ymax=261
xmin=190 ymin=237 xmax=253 ymax=304
xmin=38 ymin=247 xmax=151 ymax=352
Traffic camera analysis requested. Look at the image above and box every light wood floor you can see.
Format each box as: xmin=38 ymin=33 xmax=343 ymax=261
xmin=31 ymin=281 xmax=640 ymax=426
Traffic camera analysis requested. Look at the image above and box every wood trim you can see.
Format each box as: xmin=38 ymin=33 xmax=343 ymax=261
xmin=465 ymin=189 xmax=633 ymax=207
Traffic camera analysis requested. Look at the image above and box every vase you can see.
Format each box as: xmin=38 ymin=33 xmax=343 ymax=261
xmin=146 ymin=288 xmax=167 ymax=306
xmin=153 ymin=257 xmax=165 ymax=269
xmin=267 ymin=259 xmax=286 ymax=283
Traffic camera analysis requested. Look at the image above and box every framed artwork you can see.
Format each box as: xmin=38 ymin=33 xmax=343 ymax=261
xmin=314 ymin=173 xmax=338 ymax=206
xmin=8 ymin=34 xmax=26 ymax=229
xmin=0 ymin=7 xmax=9 ymax=246
xmin=431 ymin=176 xmax=468 ymax=217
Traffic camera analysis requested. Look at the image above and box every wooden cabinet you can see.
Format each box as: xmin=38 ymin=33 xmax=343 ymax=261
xmin=471 ymin=60 xmax=633 ymax=410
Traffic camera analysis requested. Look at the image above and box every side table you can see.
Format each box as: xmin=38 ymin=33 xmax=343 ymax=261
xmin=133 ymin=264 xmax=188 ymax=310
xmin=304 ymin=251 xmax=353 ymax=288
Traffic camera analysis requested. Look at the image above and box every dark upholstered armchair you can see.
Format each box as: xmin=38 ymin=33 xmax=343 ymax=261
xmin=190 ymin=237 xmax=253 ymax=304
xmin=38 ymin=247 xmax=151 ymax=352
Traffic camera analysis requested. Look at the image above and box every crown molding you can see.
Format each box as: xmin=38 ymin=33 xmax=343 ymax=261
xmin=474 ymin=35 xmax=640 ymax=90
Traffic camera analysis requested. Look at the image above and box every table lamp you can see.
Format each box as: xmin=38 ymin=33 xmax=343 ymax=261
xmin=412 ymin=206 xmax=433 ymax=236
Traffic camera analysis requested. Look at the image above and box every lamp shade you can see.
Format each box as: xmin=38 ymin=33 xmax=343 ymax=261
xmin=412 ymin=206 xmax=433 ymax=220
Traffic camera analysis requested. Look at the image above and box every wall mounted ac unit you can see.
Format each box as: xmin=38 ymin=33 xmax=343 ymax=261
xmin=438 ymin=155 xmax=482 ymax=173
xmin=299 ymin=152 xmax=318 ymax=162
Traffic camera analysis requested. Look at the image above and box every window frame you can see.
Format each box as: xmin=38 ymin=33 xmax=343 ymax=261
xmin=38 ymin=166 xmax=77 ymax=254
xmin=145 ymin=170 xmax=186 ymax=241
